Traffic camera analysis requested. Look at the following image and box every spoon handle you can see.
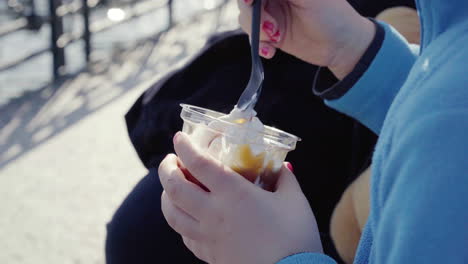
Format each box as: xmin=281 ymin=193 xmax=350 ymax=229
xmin=250 ymin=0 xmax=262 ymax=61
xmin=236 ymin=0 xmax=264 ymax=112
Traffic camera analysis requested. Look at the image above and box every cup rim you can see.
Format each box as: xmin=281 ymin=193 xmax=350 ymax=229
xmin=180 ymin=104 xmax=302 ymax=145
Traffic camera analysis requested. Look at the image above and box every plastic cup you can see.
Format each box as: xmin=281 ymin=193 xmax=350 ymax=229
xmin=180 ymin=104 xmax=300 ymax=191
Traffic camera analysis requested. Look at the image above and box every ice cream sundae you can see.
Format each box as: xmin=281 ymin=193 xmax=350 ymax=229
xmin=180 ymin=104 xmax=299 ymax=191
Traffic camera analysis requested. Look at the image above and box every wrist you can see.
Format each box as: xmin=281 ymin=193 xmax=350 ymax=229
xmin=328 ymin=17 xmax=376 ymax=80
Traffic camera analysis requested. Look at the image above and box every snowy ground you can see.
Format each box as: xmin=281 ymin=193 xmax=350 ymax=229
xmin=0 ymin=0 xmax=228 ymax=105
xmin=0 ymin=1 xmax=238 ymax=263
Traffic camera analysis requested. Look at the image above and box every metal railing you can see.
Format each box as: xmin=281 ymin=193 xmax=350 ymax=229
xmin=0 ymin=0 xmax=175 ymax=80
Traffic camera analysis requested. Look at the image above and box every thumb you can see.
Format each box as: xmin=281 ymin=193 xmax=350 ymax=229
xmin=275 ymin=162 xmax=302 ymax=194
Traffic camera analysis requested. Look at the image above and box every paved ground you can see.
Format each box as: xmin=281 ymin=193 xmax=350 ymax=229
xmin=0 ymin=2 xmax=238 ymax=263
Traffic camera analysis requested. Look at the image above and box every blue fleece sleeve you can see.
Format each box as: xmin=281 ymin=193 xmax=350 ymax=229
xmin=276 ymin=253 xmax=336 ymax=264
xmin=373 ymin=111 xmax=468 ymax=262
xmin=277 ymin=112 xmax=468 ymax=264
xmin=325 ymin=22 xmax=418 ymax=134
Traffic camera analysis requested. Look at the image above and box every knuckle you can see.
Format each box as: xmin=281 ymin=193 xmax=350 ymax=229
xmin=165 ymin=175 xmax=182 ymax=200
xmin=182 ymin=237 xmax=193 ymax=251
xmin=202 ymin=245 xmax=216 ymax=264
xmin=192 ymin=246 xmax=205 ymax=261
xmin=186 ymin=228 xmax=201 ymax=241
xmin=158 ymin=154 xmax=176 ymax=177
xmin=162 ymin=198 xmax=179 ymax=231
xmin=167 ymin=213 xmax=179 ymax=231
xmin=200 ymin=245 xmax=212 ymax=264
xmin=157 ymin=156 xmax=167 ymax=176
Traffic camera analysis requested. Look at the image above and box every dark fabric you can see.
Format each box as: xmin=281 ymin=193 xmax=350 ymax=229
xmin=105 ymin=168 xmax=200 ymax=263
xmin=351 ymin=0 xmax=416 ymax=17
xmin=106 ymin=0 xmax=417 ymax=263
xmin=313 ymin=20 xmax=385 ymax=100
xmin=107 ymin=30 xmax=376 ymax=264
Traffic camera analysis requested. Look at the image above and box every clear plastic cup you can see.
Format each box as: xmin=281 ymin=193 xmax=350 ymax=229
xmin=180 ymin=104 xmax=301 ymax=191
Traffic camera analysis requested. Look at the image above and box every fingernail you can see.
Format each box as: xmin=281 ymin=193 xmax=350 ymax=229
xmin=261 ymin=46 xmax=270 ymax=56
xmin=286 ymin=162 xmax=294 ymax=173
xmin=173 ymin=132 xmax=181 ymax=144
xmin=262 ymin=21 xmax=275 ymax=35
xmin=270 ymin=30 xmax=281 ymax=43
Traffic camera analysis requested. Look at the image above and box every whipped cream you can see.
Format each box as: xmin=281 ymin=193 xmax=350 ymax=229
xmin=221 ymin=107 xmax=265 ymax=154
xmin=188 ymin=107 xmax=264 ymax=157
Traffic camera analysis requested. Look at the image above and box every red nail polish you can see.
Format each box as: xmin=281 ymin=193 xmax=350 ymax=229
xmin=286 ymin=162 xmax=294 ymax=173
xmin=261 ymin=46 xmax=269 ymax=56
xmin=262 ymin=21 xmax=275 ymax=35
xmin=270 ymin=30 xmax=281 ymax=42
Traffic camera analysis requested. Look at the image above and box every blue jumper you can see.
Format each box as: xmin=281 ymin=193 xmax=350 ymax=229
xmin=279 ymin=0 xmax=468 ymax=263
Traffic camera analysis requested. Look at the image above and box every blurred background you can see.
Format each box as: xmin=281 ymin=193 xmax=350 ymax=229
xmin=0 ymin=0 xmax=237 ymax=262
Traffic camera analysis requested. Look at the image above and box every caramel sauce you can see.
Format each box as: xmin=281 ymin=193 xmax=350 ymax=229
xmin=233 ymin=118 xmax=248 ymax=124
xmin=223 ymin=117 xmax=282 ymax=191
xmin=231 ymin=144 xmax=265 ymax=182
xmin=260 ymin=160 xmax=279 ymax=191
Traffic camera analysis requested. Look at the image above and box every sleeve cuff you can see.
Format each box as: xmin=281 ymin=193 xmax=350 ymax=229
xmin=313 ymin=20 xmax=418 ymax=134
xmin=276 ymin=253 xmax=337 ymax=264
xmin=313 ymin=18 xmax=385 ymax=100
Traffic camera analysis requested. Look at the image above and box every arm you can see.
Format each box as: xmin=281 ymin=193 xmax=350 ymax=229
xmin=372 ymin=112 xmax=468 ymax=262
xmin=314 ymin=21 xmax=419 ymax=134
xmin=277 ymin=253 xmax=336 ymax=264
xmin=278 ymin=113 xmax=468 ymax=264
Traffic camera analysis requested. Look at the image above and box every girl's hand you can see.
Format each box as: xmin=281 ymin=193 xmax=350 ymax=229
xmin=237 ymin=0 xmax=375 ymax=79
xmin=158 ymin=132 xmax=323 ymax=264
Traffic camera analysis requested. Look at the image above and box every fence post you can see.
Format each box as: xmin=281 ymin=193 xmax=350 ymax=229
xmin=26 ymin=0 xmax=43 ymax=30
xmin=49 ymin=0 xmax=66 ymax=80
xmin=167 ymin=0 xmax=173 ymax=28
xmin=82 ymin=0 xmax=91 ymax=63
